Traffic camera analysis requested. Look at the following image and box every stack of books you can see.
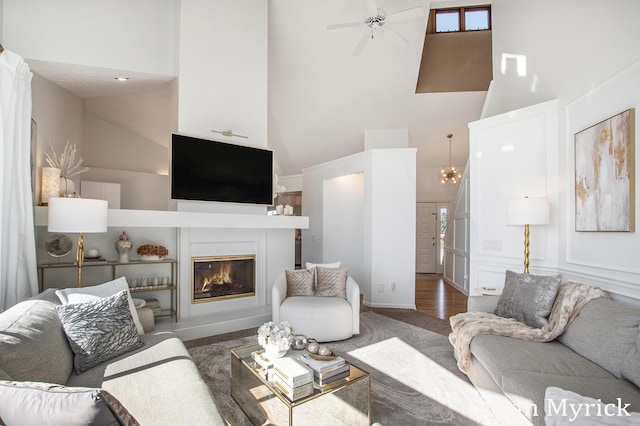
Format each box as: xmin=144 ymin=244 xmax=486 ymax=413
xmin=251 ymin=350 xmax=274 ymax=370
xmin=298 ymin=354 xmax=350 ymax=387
xmin=271 ymin=357 xmax=314 ymax=401
xmin=143 ymin=298 xmax=162 ymax=315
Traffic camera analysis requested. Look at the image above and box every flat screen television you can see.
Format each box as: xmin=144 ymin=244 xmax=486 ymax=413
xmin=171 ymin=134 xmax=273 ymax=205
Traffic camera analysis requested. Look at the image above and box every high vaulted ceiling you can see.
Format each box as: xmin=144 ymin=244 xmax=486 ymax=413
xmin=27 ymin=0 xmax=488 ymax=180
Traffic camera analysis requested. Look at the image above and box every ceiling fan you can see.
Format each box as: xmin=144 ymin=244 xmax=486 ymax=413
xmin=327 ymin=0 xmax=425 ymax=55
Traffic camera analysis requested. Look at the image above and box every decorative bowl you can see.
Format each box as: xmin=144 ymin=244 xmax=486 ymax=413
xmin=307 ymin=351 xmax=338 ymax=361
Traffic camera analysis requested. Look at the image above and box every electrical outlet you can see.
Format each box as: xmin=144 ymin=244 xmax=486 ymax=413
xmin=378 ymin=284 xmax=384 ymax=293
xmin=391 ymin=282 xmax=397 ymax=292
xmin=482 ymin=239 xmax=502 ymax=251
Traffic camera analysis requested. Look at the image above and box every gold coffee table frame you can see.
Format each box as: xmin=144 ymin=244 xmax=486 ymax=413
xmin=230 ymin=344 xmax=371 ymax=425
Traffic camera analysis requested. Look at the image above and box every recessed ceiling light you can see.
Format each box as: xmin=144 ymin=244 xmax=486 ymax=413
xmin=114 ymin=77 xmax=129 ymax=81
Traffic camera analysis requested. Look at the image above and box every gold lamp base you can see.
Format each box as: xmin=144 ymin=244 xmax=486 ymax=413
xmin=76 ymin=233 xmax=85 ymax=287
xmin=523 ymin=224 xmax=530 ymax=274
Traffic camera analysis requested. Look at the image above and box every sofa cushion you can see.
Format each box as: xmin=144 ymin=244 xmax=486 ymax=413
xmin=56 ymin=277 xmax=144 ymax=335
xmin=67 ymin=331 xmax=225 ymax=425
xmin=622 ymin=330 xmax=640 ymax=388
xmin=494 ymin=270 xmax=562 ymax=328
xmin=56 ymin=290 xmax=144 ymax=374
xmin=0 ymin=299 xmax=73 ymax=384
xmin=315 ymin=266 xmax=348 ymax=298
xmin=0 ymin=380 xmax=139 ymax=426
xmin=470 ymin=334 xmax=613 ymax=390
xmin=544 ymin=386 xmax=640 ymax=425
xmin=285 ymin=268 xmax=315 ymax=296
xmin=557 ymin=298 xmax=640 ymax=378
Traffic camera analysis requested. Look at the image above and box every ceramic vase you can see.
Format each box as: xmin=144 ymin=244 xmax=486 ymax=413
xmin=263 ymin=343 xmax=289 ymax=359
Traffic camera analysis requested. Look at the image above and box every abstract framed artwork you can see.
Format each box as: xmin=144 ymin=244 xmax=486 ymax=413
xmin=575 ymin=109 xmax=635 ymax=232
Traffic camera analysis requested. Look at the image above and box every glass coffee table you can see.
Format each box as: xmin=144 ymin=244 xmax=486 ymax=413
xmin=230 ymin=344 xmax=370 ymax=425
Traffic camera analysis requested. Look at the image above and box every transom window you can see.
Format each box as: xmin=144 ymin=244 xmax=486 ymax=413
xmin=432 ymin=5 xmax=491 ymax=33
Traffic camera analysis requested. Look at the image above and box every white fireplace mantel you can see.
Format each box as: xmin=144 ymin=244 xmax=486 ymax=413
xmin=34 ymin=206 xmax=309 ymax=230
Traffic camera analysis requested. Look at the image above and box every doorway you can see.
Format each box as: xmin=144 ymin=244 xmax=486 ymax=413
xmin=416 ymin=202 xmax=450 ymax=273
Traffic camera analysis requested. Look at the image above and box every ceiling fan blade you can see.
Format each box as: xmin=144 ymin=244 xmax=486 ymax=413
xmin=385 ymin=6 xmax=425 ymax=23
xmin=353 ymin=31 xmax=372 ymax=56
xmin=382 ymin=28 xmax=409 ymax=47
xmin=364 ymin=0 xmax=379 ymax=17
xmin=327 ymin=22 xmax=362 ymax=31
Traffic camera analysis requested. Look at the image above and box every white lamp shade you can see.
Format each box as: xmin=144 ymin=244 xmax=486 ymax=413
xmin=48 ymin=198 xmax=108 ymax=233
xmin=506 ymin=197 xmax=549 ymax=226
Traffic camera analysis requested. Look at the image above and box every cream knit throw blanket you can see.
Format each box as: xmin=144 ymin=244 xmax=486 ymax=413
xmin=449 ymin=281 xmax=608 ymax=374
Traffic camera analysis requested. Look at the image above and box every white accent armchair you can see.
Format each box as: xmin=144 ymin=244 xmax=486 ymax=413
xmin=272 ymin=273 xmax=360 ymax=342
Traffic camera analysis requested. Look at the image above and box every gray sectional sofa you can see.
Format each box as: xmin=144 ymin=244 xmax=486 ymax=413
xmin=466 ymin=295 xmax=640 ymax=425
xmin=0 ymin=288 xmax=224 ymax=425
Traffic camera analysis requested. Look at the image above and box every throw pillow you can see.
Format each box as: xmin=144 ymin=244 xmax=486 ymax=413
xmin=0 ymin=380 xmax=140 ymax=426
xmin=285 ymin=269 xmax=315 ymax=297
xmin=494 ymin=270 xmax=562 ymax=328
xmin=544 ymin=387 xmax=640 ymax=425
xmin=315 ymin=266 xmax=348 ymax=298
xmin=306 ymin=261 xmax=341 ymax=270
xmin=56 ymin=277 xmax=145 ymax=335
xmin=56 ymin=290 xmax=144 ymax=374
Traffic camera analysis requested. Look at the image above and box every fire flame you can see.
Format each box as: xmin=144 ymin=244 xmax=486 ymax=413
xmin=201 ymin=263 xmax=233 ymax=292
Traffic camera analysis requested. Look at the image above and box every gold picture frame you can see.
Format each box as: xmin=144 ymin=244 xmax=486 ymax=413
xmin=575 ymin=109 xmax=635 ymax=232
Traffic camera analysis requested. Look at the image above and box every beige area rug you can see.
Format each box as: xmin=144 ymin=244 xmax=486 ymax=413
xmin=187 ymin=312 xmax=499 ymax=425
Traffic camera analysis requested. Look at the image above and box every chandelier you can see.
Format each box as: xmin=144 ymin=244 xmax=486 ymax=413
xmin=440 ymin=133 xmax=462 ymax=186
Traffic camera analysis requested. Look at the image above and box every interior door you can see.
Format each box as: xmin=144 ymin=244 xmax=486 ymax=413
xmin=416 ymin=202 xmax=437 ymax=273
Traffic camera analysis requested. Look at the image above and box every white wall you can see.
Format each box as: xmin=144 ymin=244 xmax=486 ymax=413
xmin=83 ymin=85 xmax=177 ymax=175
xmin=323 ymin=173 xmax=365 ymax=285
xmin=561 ymin=60 xmax=640 ymax=300
xmin=30 ymin=73 xmax=84 ymax=203
xmin=468 ymin=100 xmax=559 ymax=295
xmin=487 ymin=0 xmax=640 ymax=118
xmin=469 ymin=0 xmax=640 ymax=301
xmin=303 ymin=148 xmax=417 ymax=309
xmin=178 ymin=0 xmax=267 ymax=147
xmin=2 ymin=0 xmax=178 ymax=76
xmin=81 ymin=168 xmax=170 ymax=211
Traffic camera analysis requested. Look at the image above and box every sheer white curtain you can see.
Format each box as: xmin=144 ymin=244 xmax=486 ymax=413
xmin=0 ymin=48 xmax=38 ymax=310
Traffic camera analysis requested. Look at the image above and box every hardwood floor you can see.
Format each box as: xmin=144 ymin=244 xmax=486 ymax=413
xmin=415 ymin=274 xmax=467 ymax=320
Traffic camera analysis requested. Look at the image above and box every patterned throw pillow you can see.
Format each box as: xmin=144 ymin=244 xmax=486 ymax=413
xmin=494 ymin=270 xmax=562 ymax=328
xmin=56 ymin=290 xmax=144 ymax=374
xmin=285 ymin=269 xmax=315 ymax=297
xmin=315 ymin=266 xmax=348 ymax=299
xmin=56 ymin=277 xmax=145 ymax=335
xmin=0 ymin=380 xmax=140 ymax=426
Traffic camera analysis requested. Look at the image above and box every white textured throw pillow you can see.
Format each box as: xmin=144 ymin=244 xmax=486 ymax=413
xmin=306 ymin=261 xmax=341 ymax=270
xmin=56 ymin=277 xmax=144 ymax=335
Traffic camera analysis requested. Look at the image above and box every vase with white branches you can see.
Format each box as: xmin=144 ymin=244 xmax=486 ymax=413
xmin=45 ymin=141 xmax=89 ymax=196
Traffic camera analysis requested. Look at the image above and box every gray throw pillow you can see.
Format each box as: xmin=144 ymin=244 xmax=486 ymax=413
xmin=0 ymin=380 xmax=139 ymax=426
xmin=56 ymin=290 xmax=144 ymax=374
xmin=315 ymin=266 xmax=348 ymax=298
xmin=285 ymin=269 xmax=315 ymax=296
xmin=56 ymin=277 xmax=145 ymax=335
xmin=494 ymin=270 xmax=562 ymax=328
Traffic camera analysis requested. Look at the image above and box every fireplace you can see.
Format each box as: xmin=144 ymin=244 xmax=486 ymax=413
xmin=192 ymin=255 xmax=255 ymax=303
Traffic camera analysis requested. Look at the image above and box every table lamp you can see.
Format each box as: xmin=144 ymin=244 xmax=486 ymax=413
xmin=48 ymin=197 xmax=108 ymax=287
xmin=506 ymin=196 xmax=549 ymax=274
